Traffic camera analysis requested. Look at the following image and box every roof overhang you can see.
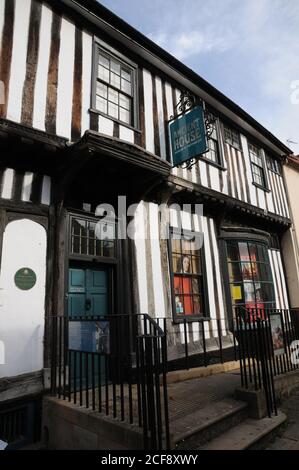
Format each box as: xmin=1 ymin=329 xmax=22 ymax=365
xmin=59 ymin=0 xmax=292 ymax=157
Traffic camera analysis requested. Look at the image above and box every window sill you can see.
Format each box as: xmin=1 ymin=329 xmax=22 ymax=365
xmin=252 ymin=182 xmax=271 ymax=193
xmin=89 ymin=108 xmax=141 ymax=134
xmin=199 ymin=156 xmax=226 ymax=171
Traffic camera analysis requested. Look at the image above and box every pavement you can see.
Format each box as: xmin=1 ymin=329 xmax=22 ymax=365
xmin=266 ymin=387 xmax=299 ymax=450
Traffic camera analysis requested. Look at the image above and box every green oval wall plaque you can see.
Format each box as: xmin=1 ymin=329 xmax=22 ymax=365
xmin=14 ymin=268 xmax=37 ymax=290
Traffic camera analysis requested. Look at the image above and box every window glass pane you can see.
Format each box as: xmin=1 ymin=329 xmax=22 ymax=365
xmin=224 ymin=127 xmax=231 ymax=144
xmin=248 ymin=243 xmax=257 ymax=261
xmin=108 ymin=101 xmax=118 ymax=119
xmin=121 ymin=78 xmax=132 ymax=95
xmin=193 ymin=295 xmax=202 ymax=314
xmin=174 ymin=275 xmax=183 ymax=294
xmin=244 ymin=281 xmax=255 ymax=303
xmin=241 ymin=262 xmax=252 ymax=280
xmin=228 ymin=262 xmax=242 ymax=282
xmin=98 ymin=65 xmax=109 ymax=83
xmin=99 ymin=54 xmax=109 ymax=68
xmin=171 ymin=238 xmax=180 ymax=254
xmin=251 ymin=262 xmax=259 ymax=281
xmin=96 ymin=96 xmax=107 ymax=114
xmin=261 ymin=283 xmax=275 ymax=302
xmin=182 ymin=239 xmax=191 ymax=254
xmin=119 ymin=107 xmax=130 ymax=124
xmin=173 ymin=254 xmax=181 ymax=273
xmin=230 ymin=283 xmax=244 ymax=302
xmin=110 ymin=60 xmax=120 ymax=75
xmin=227 ymin=242 xmax=239 ymax=262
xmin=119 ymin=94 xmax=130 ymax=110
xmin=191 ymin=257 xmax=201 ymax=275
xmin=239 ymin=242 xmax=249 ymax=261
xmin=258 ymin=263 xmax=272 ymax=281
xmin=257 ymin=244 xmax=266 ymax=261
xmin=97 ymin=82 xmax=107 ymax=99
xmin=72 ymin=236 xmax=80 ymax=253
xmin=192 ymin=278 xmax=200 ymax=294
xmin=178 ymin=255 xmax=191 ymax=274
xmin=108 ymin=88 xmax=118 ymax=104
xmin=110 ymin=72 xmax=120 ymax=89
xmin=103 ymin=241 xmax=115 ymax=257
xmin=121 ymin=69 xmax=131 ymax=82
xmin=183 ymin=296 xmax=193 ymax=315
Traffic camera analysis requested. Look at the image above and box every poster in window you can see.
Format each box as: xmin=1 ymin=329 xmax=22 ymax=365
xmin=270 ymin=313 xmax=285 ymax=356
xmin=174 ymin=254 xmax=194 ymax=316
xmin=69 ymin=320 xmax=110 ymax=354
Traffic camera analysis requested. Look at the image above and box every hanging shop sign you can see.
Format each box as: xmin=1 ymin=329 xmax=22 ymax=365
xmin=169 ymin=105 xmax=208 ymax=167
xmin=270 ymin=313 xmax=285 ymax=356
xmin=14 ymin=267 xmax=37 ymax=290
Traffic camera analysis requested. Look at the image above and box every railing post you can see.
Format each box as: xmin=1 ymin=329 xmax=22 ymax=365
xmin=217 ymin=319 xmax=223 ymax=364
xmin=183 ymin=318 xmax=189 ymax=370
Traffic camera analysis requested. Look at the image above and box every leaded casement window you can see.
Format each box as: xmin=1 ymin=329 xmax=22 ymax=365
xmin=93 ymin=43 xmax=137 ymax=127
xmin=248 ymin=143 xmax=267 ymax=188
xmin=227 ymin=240 xmax=275 ymax=311
xmin=266 ymin=155 xmax=282 ymax=175
xmin=223 ymin=125 xmax=241 ymax=150
xmin=69 ymin=215 xmax=116 ymax=259
xmin=169 ymin=228 xmax=208 ymax=321
xmin=204 ymin=117 xmax=221 ymax=165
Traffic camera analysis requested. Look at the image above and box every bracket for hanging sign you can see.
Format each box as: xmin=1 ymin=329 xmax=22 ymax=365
xmin=168 ymin=90 xmax=216 ymax=169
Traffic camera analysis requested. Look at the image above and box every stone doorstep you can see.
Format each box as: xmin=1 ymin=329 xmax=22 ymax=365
xmin=200 ymin=411 xmax=287 ymax=450
xmin=172 ymin=398 xmax=248 ymax=447
xmin=165 ymin=361 xmax=240 ymax=384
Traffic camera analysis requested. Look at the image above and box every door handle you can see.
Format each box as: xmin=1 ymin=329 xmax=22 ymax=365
xmin=86 ymin=298 xmax=91 ymax=311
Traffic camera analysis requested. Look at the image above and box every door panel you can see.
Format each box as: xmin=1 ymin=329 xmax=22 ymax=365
xmin=68 ymin=268 xmax=108 ymax=317
xmin=86 ymin=269 xmax=108 ymax=316
xmin=68 ymin=269 xmax=86 ymax=317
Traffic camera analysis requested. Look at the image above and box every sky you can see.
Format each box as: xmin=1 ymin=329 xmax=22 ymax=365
xmin=99 ymin=0 xmax=299 ymax=153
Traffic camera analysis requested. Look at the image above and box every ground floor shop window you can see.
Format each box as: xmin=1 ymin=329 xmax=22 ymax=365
xmin=227 ymin=240 xmax=275 ymax=314
xmin=169 ymin=228 xmax=207 ymax=321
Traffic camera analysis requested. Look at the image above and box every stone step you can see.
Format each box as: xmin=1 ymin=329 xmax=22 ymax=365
xmin=199 ymin=411 xmax=287 ymax=450
xmin=172 ymin=398 xmax=249 ymax=449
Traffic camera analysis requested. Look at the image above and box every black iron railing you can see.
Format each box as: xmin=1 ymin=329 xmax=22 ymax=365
xmin=49 ymin=314 xmax=170 ymax=450
xmin=234 ymin=308 xmax=299 ymax=416
xmin=154 ymin=316 xmax=234 ymax=371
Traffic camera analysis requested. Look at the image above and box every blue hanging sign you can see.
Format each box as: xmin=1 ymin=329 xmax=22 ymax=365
xmin=169 ymin=106 xmax=208 ymax=166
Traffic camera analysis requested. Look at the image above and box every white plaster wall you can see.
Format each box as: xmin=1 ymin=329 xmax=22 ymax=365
xmin=0 ymin=219 xmax=47 ymax=378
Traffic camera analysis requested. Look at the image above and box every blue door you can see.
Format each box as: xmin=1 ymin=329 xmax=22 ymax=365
xmin=68 ymin=267 xmax=109 ymax=390
xmin=68 ymin=268 xmax=108 ymax=318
